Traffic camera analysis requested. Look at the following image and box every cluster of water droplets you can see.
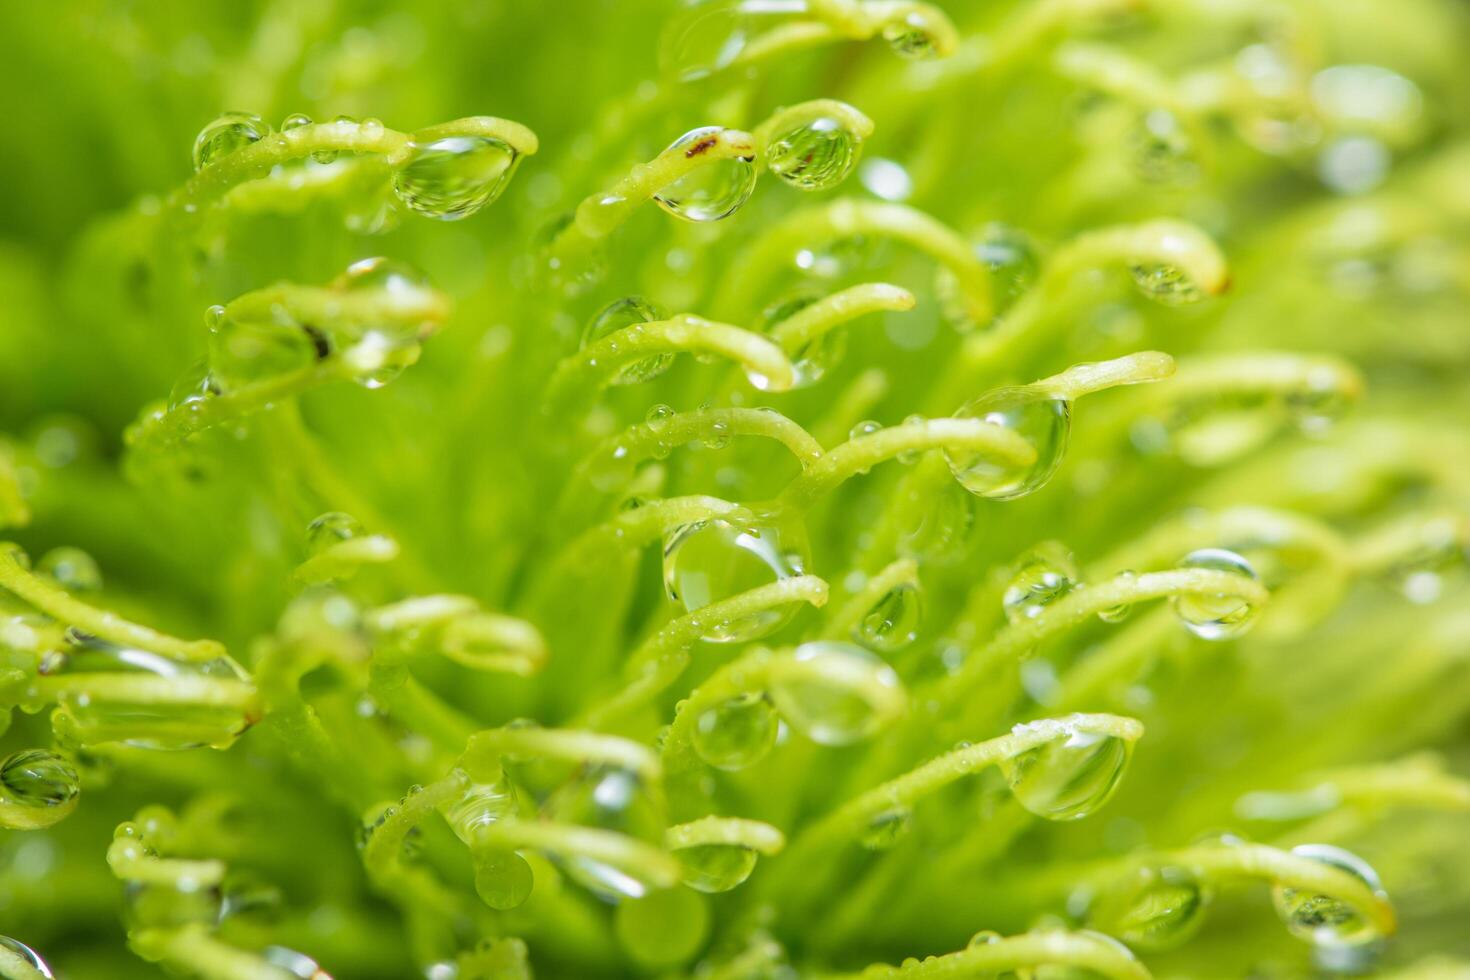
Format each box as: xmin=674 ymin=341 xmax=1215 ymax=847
xmin=936 ymin=223 xmax=1042 ymax=333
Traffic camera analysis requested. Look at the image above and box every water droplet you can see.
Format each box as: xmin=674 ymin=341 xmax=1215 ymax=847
xmin=306 ymin=512 xmax=363 ymax=557
xmin=766 ymin=115 xmax=862 ymax=191
xmin=653 ymin=127 xmax=757 ymax=223
xmin=1089 ymin=864 xmax=1210 ymax=950
xmin=1271 ymin=844 xmax=1387 ymax=948
xmin=392 ymin=136 xmax=519 ymax=220
xmin=1285 ymin=370 xmax=1351 ymax=434
xmin=1004 ymin=543 xmax=1079 ymax=624
xmin=474 ymin=847 xmax=534 ymax=910
xmin=662 ymin=519 xmax=808 ymax=643
xmin=38 ymin=546 xmax=102 ymax=593
xmin=125 ymin=877 xmax=223 ymax=931
xmin=658 ymin=0 xmax=760 ymax=80
xmin=262 ymin=946 xmax=333 ymax=979
xmin=1173 ymin=548 xmax=1260 ymax=640
xmin=849 ymin=419 xmax=882 ymax=443
xmin=938 ymin=223 xmax=1041 ymax=331
xmin=615 ymin=886 xmax=710 ymax=968
xmin=1000 ymin=718 xmax=1134 ymax=821
xmin=50 ymin=638 xmax=253 ymax=750
xmin=947 ymin=388 xmax=1071 ymax=500
xmin=192 ymin=112 xmax=271 ymax=171
xmin=679 ymin=843 xmax=759 ymax=892
xmin=583 ymin=297 xmax=672 ymax=384
xmin=0 ymin=937 xmax=55 ymax=978
xmin=767 ymin=641 xmax=904 ymax=746
xmin=207 ymin=309 xmax=317 ymax=392
xmin=547 ymin=767 xmax=666 ymax=900
xmin=1129 ymin=263 xmax=1203 ymax=305
xmin=281 ymin=112 xmax=312 ymax=132
xmin=882 ymin=12 xmax=941 ymax=59
xmin=967 ymin=929 xmax=1002 ymax=949
xmin=692 ymin=693 xmax=779 ymax=771
xmin=335 ymin=256 xmax=433 ymax=298
xmin=859 ymin=157 xmax=913 ymax=202
xmin=764 ymin=293 xmax=844 ymax=388
xmin=438 ymin=770 xmax=517 ymax=846
xmin=1130 ymin=109 xmax=1196 ymax=184
xmin=860 ymin=807 xmax=912 ymax=850
xmin=1097 ymin=570 xmax=1136 ymax=623
xmin=856 ymin=584 xmax=921 ymax=652
xmin=342 ymin=330 xmax=421 ymax=388
xmin=896 ymin=479 xmax=972 ymax=562
xmin=167 ymin=359 xmax=219 ymax=411
xmin=0 ymin=750 xmax=80 ymax=830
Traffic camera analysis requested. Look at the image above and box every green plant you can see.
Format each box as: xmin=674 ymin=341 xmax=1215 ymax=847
xmin=0 ymin=0 xmax=1467 ymax=977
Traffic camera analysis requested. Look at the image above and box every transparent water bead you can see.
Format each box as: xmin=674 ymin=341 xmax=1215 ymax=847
xmin=0 ymin=936 xmax=54 ymax=978
xmin=882 ymin=12 xmax=942 ymax=60
xmin=50 ymin=637 xmax=254 ymax=751
xmin=582 ymin=296 xmax=673 ymax=385
xmin=1089 ymin=864 xmax=1210 ymax=950
xmin=1097 ymin=570 xmax=1137 ymax=624
xmin=692 ymin=692 xmax=779 ymax=771
xmin=662 ymin=519 xmax=807 ymax=643
xmin=306 ymin=511 xmax=364 ymax=557
xmin=167 ymin=359 xmax=220 ymax=413
xmin=547 ymin=766 xmax=666 ymax=900
xmin=767 ymin=641 xmax=903 ymax=746
xmin=38 ymin=546 xmax=102 ymax=593
xmin=766 ymin=115 xmax=863 ymax=191
xmin=856 ymin=583 xmax=921 ymax=653
xmin=1003 ymin=543 xmax=1080 ymax=625
xmin=438 ymin=770 xmax=518 ymax=846
xmin=1173 ymin=548 xmax=1260 ymax=640
xmin=967 ymin=929 xmax=1002 ymax=950
xmin=938 ymin=223 xmax=1041 ymax=330
xmin=1022 ymin=931 xmax=1141 ymax=979
xmin=897 ymin=480 xmax=972 ymax=562
xmin=763 ymin=293 xmax=844 ymax=388
xmin=653 ymin=127 xmax=757 ymax=223
xmin=0 ymin=749 xmax=80 ymax=830
xmin=947 ymin=388 xmax=1071 ymax=500
xmin=1129 ymin=263 xmax=1204 ymax=305
xmin=1130 ymin=109 xmax=1196 ymax=184
xmin=192 ymin=111 xmax=271 ymax=172
xmin=1000 ymin=719 xmax=1134 ymax=820
xmin=474 ymin=847 xmax=534 ymax=910
xmin=679 ymin=842 xmax=759 ymax=892
xmin=206 ymin=307 xmax=317 ymax=392
xmin=1272 ymin=844 xmax=1388 ymax=948
xmin=262 ymin=946 xmax=333 ymax=979
xmin=392 ymin=135 xmax=519 ymax=220
xmin=860 ymin=806 xmax=912 ymax=851
xmin=335 ymin=255 xmax=435 ymax=302
xmin=615 ymin=886 xmax=710 ymax=968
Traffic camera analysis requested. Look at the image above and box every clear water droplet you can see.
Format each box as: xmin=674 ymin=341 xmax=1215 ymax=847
xmin=0 ymin=936 xmax=55 ymax=978
xmin=474 ymin=847 xmax=534 ymax=910
xmin=767 ymin=641 xmax=904 ymax=746
xmin=882 ymin=12 xmax=940 ymax=59
xmin=547 ymin=767 xmax=666 ymax=900
xmin=207 ymin=308 xmax=317 ymax=392
xmin=662 ymin=519 xmax=808 ymax=642
xmin=658 ymin=0 xmax=756 ymax=80
xmin=281 ymin=112 xmax=313 ymax=132
xmin=192 ymin=112 xmax=271 ymax=171
xmin=938 ymin=223 xmax=1041 ymax=331
xmin=763 ymin=293 xmax=844 ymax=388
xmin=614 ymin=886 xmax=710 ymax=968
xmin=583 ymin=297 xmax=672 ymax=384
xmin=1271 ymin=844 xmax=1387 ymax=948
xmin=0 ymin=750 xmax=80 ymax=830
xmin=306 ymin=512 xmax=363 ymax=557
xmin=679 ymin=843 xmax=759 ymax=892
xmin=1129 ymin=263 xmax=1204 ymax=305
xmin=947 ymin=388 xmax=1071 ymax=500
xmin=438 ymin=770 xmax=517 ymax=846
xmin=896 ymin=480 xmax=972 ymax=562
xmin=1089 ymin=864 xmax=1210 ymax=950
xmin=167 ymin=359 xmax=219 ymax=412
xmin=38 ymin=546 xmax=102 ymax=593
xmin=1173 ymin=548 xmax=1260 ymax=640
xmin=262 ymin=946 xmax=333 ymax=979
xmin=856 ymin=584 xmax=921 ymax=653
xmin=967 ymin=929 xmax=1002 ymax=950
xmin=1098 ymin=570 xmax=1136 ymax=623
xmin=692 ymin=692 xmax=778 ymax=771
xmin=1130 ymin=109 xmax=1196 ymax=184
xmin=1000 ymin=718 xmax=1134 ymax=821
xmin=1004 ymin=543 xmax=1079 ymax=624
xmin=860 ymin=806 xmax=912 ymax=850
xmin=849 ymin=419 xmax=882 ymax=443
xmin=653 ymin=127 xmax=756 ymax=223
xmin=766 ymin=115 xmax=862 ymax=191
xmin=335 ymin=256 xmax=433 ymax=297
xmin=1285 ymin=370 xmax=1351 ymax=434
xmin=392 ymin=136 xmax=519 ymax=220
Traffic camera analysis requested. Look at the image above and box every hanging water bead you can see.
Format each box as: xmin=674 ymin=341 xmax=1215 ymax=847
xmin=332 ymin=257 xmax=439 ymax=387
xmin=262 ymin=946 xmax=333 ymax=979
xmin=678 ymin=843 xmax=759 ymax=893
xmin=306 ymin=512 xmax=364 ymax=557
xmin=856 ymin=583 xmax=922 ymax=653
xmin=0 ymin=936 xmax=54 ymax=979
xmin=882 ymin=12 xmax=941 ymax=60
xmin=897 ymin=479 xmax=972 ymax=562
xmin=692 ymin=693 xmax=779 ymax=771
xmin=0 ymin=749 xmax=80 ymax=830
xmin=947 ymin=388 xmax=1071 ymax=500
xmin=167 ymin=359 xmax=219 ymax=412
xmin=938 ymin=223 xmax=1042 ymax=330
xmin=615 ymin=886 xmax=710 ymax=968
xmin=206 ymin=306 xmax=318 ymax=392
xmin=1098 ymin=570 xmax=1137 ymax=624
xmin=192 ymin=112 xmax=271 ymax=172
xmin=438 ymin=770 xmax=518 ymax=845
xmin=37 ymin=546 xmax=102 ymax=593
xmin=1272 ymin=844 xmax=1388 ymax=948
xmin=767 ymin=641 xmax=904 ymax=746
xmin=860 ymin=806 xmax=913 ymax=851
xmin=1004 ymin=543 xmax=1080 ymax=625
xmin=1173 ymin=548 xmax=1260 ymax=640
xmin=1088 ymin=864 xmax=1210 ymax=951
xmin=999 ymin=719 xmax=1134 ymax=821
xmin=1129 ymin=262 xmax=1204 ymax=306
xmin=662 ymin=519 xmax=808 ymax=643
xmin=582 ymin=296 xmax=673 ymax=385
xmin=391 ymin=135 xmax=519 ymax=220
xmin=658 ymin=0 xmax=765 ymax=81
xmin=547 ymin=766 xmax=666 ymax=900
xmin=766 ymin=115 xmax=863 ymax=192
xmin=50 ymin=637 xmax=254 ymax=751
xmin=653 ymin=127 xmax=757 ymax=223
xmin=1130 ymin=109 xmax=1197 ymax=184
xmin=764 ymin=293 xmax=845 ymax=388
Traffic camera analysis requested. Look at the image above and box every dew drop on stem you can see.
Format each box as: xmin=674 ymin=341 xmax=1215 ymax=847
xmin=392 ymin=136 xmax=520 ymax=220
xmin=766 ymin=116 xmax=863 ymax=192
xmin=692 ymin=692 xmax=779 ymax=771
xmin=192 ymin=112 xmax=271 ymax=172
xmin=946 ymin=388 xmax=1071 ymax=500
xmin=582 ymin=297 xmax=672 ymax=384
xmin=999 ymin=718 xmax=1134 ymax=821
xmin=1271 ymin=844 xmax=1388 ymax=948
xmin=0 ymin=749 xmax=80 ymax=831
xmin=653 ymin=128 xmax=756 ymax=223
xmin=662 ymin=519 xmax=808 ymax=643
xmin=1172 ymin=548 xmax=1260 ymax=640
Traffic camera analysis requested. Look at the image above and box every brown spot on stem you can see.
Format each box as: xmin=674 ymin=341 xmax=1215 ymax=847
xmin=685 ymin=137 xmax=718 ymax=158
